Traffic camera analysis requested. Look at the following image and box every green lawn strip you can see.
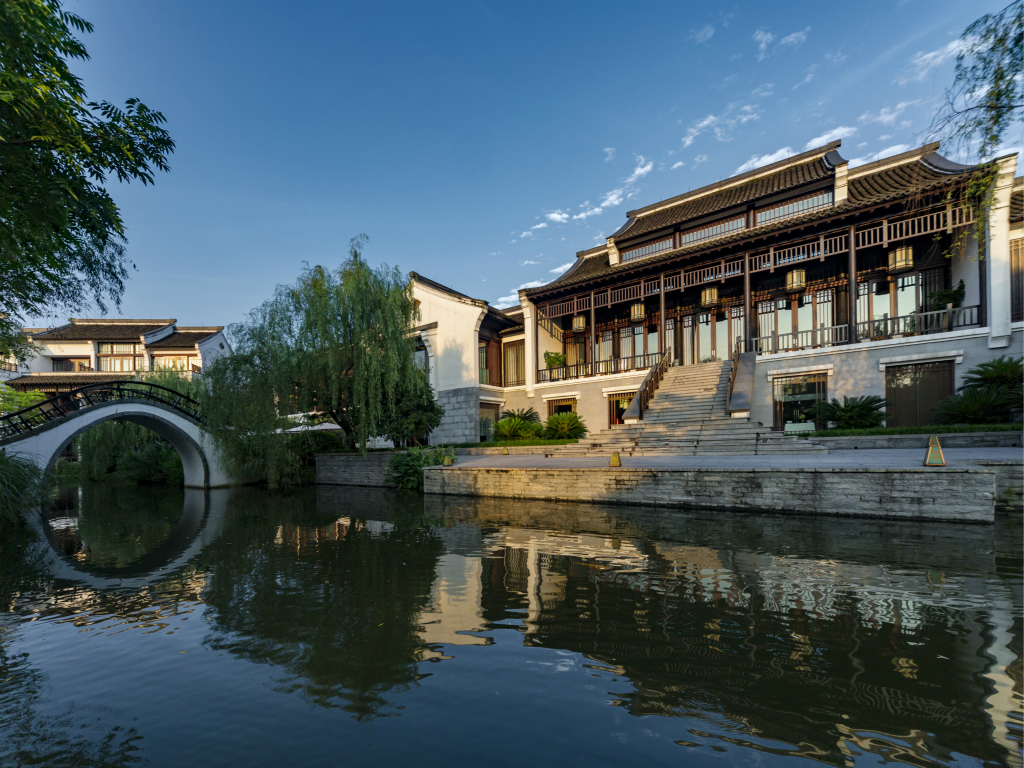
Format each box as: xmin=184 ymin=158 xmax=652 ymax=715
xmin=808 ymin=423 xmax=1022 ymax=438
xmin=450 ymin=439 xmax=579 ymax=448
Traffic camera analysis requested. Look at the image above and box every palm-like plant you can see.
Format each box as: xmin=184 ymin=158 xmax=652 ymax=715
xmin=936 ymin=387 xmax=1018 ymax=425
xmin=542 ymin=412 xmax=588 ymax=440
xmin=958 ymin=355 xmax=1023 ymax=393
xmin=807 ymin=395 xmax=889 ymax=430
xmin=501 ymin=407 xmax=540 ymax=423
xmin=492 ymin=418 xmax=527 ymax=441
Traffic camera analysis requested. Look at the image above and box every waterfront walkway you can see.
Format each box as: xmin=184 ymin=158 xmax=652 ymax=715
xmin=453 ymin=447 xmax=1021 ymax=470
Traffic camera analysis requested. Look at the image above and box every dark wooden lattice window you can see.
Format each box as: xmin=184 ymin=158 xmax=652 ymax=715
xmin=1011 ymin=238 xmax=1023 ymax=323
xmin=884 ymin=360 xmax=954 ymax=427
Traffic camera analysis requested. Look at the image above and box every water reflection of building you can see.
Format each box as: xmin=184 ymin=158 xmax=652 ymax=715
xmin=422 ymin=506 xmax=1022 ymax=768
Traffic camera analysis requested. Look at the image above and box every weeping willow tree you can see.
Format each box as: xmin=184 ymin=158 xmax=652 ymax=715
xmin=200 ymin=236 xmax=429 ymax=487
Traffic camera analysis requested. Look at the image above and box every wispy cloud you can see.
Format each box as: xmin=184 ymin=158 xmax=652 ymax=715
xmin=681 ymin=104 xmax=762 ymax=148
xmin=859 ymin=100 xmax=919 ymax=125
xmin=897 ymin=38 xmax=970 ymax=84
xmin=603 ymin=147 xmax=615 ymax=162
xmin=519 ymin=259 xmax=540 ymax=266
xmin=693 ymin=154 xmax=708 ymax=167
xmin=792 ymin=65 xmax=818 ymax=89
xmin=849 ymin=144 xmax=912 ymax=167
xmin=572 ymin=156 xmax=652 ymax=221
xmin=751 ymin=83 xmax=774 ymax=97
xmin=735 ymin=146 xmax=794 ymax=174
xmin=550 ymin=262 xmax=573 ymax=274
xmin=624 ymin=155 xmax=653 ymax=184
xmin=545 ymin=210 xmax=570 ymax=224
xmin=671 ymin=161 xmax=686 ymax=169
xmin=531 ymin=222 xmax=547 ymax=230
xmin=824 ymin=50 xmax=847 ymax=68
xmin=780 ymin=27 xmax=810 ymax=47
xmin=496 ymin=280 xmax=546 ymax=307
xmin=804 ymin=125 xmax=856 ymax=149
xmin=690 ymin=24 xmax=714 ymax=44
xmin=754 ymin=29 xmax=775 ymax=60
xmin=519 ymin=230 xmax=535 ymax=238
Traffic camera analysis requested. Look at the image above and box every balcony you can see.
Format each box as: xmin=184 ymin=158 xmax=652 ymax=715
xmin=537 ymin=352 xmax=661 ymax=383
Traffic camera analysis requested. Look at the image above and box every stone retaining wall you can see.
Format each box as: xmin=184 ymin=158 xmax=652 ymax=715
xmin=457 ymin=445 xmax=562 ymax=456
xmin=815 ymin=431 xmax=1022 ymax=450
xmin=316 ymin=452 xmax=396 ymax=487
xmin=424 ymin=466 xmax=996 ymax=522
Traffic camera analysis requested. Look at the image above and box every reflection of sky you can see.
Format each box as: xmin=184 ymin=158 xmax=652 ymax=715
xmin=2 ymin=490 xmax=1021 ymax=768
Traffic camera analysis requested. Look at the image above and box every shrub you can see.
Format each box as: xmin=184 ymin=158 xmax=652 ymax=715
xmin=936 ymin=387 xmax=1017 ymax=425
xmin=807 ymin=395 xmax=888 ymax=430
xmin=543 ymin=412 xmax=588 ymax=439
xmin=492 ymin=417 xmax=528 ymax=441
xmin=387 ymin=445 xmax=455 ymax=492
xmin=0 ymin=449 xmax=42 ymax=530
xmin=501 ymin=407 xmax=540 ymax=423
xmin=928 ymin=279 xmax=966 ymax=311
xmin=958 ymin=355 xmax=1023 ymax=394
xmin=544 ymin=352 xmax=566 ymax=369
xmin=520 ymin=420 xmax=544 ymax=439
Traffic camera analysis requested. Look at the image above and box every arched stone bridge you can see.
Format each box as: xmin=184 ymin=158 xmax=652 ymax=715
xmin=0 ymin=381 xmax=234 ymax=488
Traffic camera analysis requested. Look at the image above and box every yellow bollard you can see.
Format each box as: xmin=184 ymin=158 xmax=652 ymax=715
xmin=442 ymin=454 xmax=452 ymax=466
xmin=610 ymin=452 xmax=621 ymax=467
xmin=501 ymin=447 xmax=509 ymax=455
xmin=923 ymin=435 xmax=945 ymax=467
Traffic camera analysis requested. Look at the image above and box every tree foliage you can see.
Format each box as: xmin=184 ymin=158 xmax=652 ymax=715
xmin=0 ymin=384 xmax=45 ymax=416
xmin=0 ymin=0 xmax=174 ymax=362
xmin=379 ymin=368 xmax=444 ymax=447
xmin=200 ymin=236 xmax=434 ymax=486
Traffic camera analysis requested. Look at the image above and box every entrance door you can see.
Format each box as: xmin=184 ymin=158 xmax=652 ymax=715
xmin=608 ymin=391 xmax=637 ymax=426
xmin=884 ymin=361 xmax=954 ymax=427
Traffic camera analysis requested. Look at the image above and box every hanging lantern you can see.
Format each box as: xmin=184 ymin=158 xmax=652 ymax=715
xmin=701 ymin=287 xmax=718 ymax=307
xmin=888 ymin=245 xmax=913 ymax=272
xmin=786 ymin=268 xmax=806 ymax=292
xmin=630 ymin=302 xmax=645 ymax=321
xmin=572 ymin=314 xmax=587 ymax=331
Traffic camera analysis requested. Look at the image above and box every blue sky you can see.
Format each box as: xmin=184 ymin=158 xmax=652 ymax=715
xmin=44 ymin=0 xmax=1020 ymax=327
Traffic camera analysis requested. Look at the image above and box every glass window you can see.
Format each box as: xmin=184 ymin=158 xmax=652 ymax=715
xmin=678 ymin=214 xmax=746 ymax=248
xmin=755 ymin=189 xmax=833 ymax=226
xmin=776 ymin=299 xmax=792 ymax=339
xmin=480 ymin=403 xmax=501 ymax=442
xmin=697 ymin=313 xmax=713 ymax=363
xmin=547 ymin=398 xmax=577 ymax=416
xmin=681 ymin=314 xmax=695 ymax=366
xmin=772 ymin=373 xmax=827 ymax=430
xmin=99 ymin=357 xmax=136 ymax=372
xmin=1011 ymin=239 xmax=1023 ymax=322
xmin=885 ymin=361 xmax=954 ymax=427
xmin=502 ymin=340 xmax=524 ymax=387
xmin=646 ymin=325 xmax=658 ymax=358
xmin=608 ymin=392 xmax=637 ymax=426
xmin=894 ymin=274 xmax=918 ymax=317
xmin=664 ymin=319 xmax=676 ymax=363
xmin=715 ymin=311 xmax=729 ymax=361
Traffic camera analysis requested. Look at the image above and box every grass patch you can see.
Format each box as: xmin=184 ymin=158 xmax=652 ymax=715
xmin=808 ymin=423 xmax=1023 ymax=438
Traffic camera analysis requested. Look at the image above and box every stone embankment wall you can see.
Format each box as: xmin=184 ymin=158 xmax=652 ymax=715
xmin=316 ymin=452 xmax=395 ymax=487
xmin=424 ymin=466 xmax=997 ymax=522
xmin=815 ymin=431 xmax=1022 ymax=450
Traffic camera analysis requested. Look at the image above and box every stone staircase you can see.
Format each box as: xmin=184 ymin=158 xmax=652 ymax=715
xmin=550 ymin=360 xmax=827 ymax=457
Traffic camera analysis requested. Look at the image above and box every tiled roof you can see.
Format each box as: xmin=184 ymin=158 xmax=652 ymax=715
xmin=614 ymin=143 xmax=840 ymax=242
xmin=1011 ymin=177 xmax=1023 ymax=223
xmin=147 ymin=330 xmax=221 ymax=348
xmin=5 ymin=373 xmax=132 ymax=389
xmin=528 ymin=148 xmax=978 ymax=297
xmin=410 ymin=272 xmax=479 ymax=303
xmin=31 ymin=322 xmax=171 ymax=341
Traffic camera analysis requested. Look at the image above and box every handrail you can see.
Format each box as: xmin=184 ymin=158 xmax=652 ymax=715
xmin=622 ymin=350 xmax=670 ymax=422
xmin=0 ymin=380 xmax=202 ymax=441
xmin=751 ymin=324 xmax=850 ymax=355
xmin=535 ymin=307 xmax=564 ymax=343
xmin=536 ymin=352 xmax=661 ymax=383
xmin=726 ymin=339 xmax=741 ymax=406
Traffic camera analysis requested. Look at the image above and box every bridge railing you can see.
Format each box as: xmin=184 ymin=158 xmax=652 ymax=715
xmin=0 ymin=381 xmax=202 ymax=441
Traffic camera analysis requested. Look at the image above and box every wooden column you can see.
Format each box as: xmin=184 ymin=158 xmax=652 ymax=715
xmin=590 ymin=291 xmax=597 ymax=365
xmin=659 ymin=274 xmax=666 ymax=355
xmin=742 ymin=255 xmax=752 ymax=353
xmin=847 ymin=225 xmax=857 ymax=344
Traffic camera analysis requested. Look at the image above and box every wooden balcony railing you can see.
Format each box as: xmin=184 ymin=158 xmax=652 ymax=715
xmin=751 ymin=324 xmax=850 ymax=355
xmin=536 ymin=352 xmax=661 ymax=383
xmin=855 ymin=304 xmax=979 ymax=341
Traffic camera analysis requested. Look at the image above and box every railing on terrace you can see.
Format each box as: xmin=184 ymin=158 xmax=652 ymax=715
xmin=536 ymin=352 xmax=661 ymax=383
xmin=751 ymin=324 xmax=849 ymax=355
xmin=536 ymin=308 xmax=564 ymax=342
xmin=856 ymin=305 xmax=979 ymax=341
xmin=0 ymin=381 xmax=202 ymax=441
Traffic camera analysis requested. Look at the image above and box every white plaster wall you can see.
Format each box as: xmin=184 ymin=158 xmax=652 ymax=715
xmin=196 ymin=330 xmax=232 ymax=369
xmin=502 ymin=371 xmax=648 ymax=433
xmin=413 ymin=283 xmax=486 ymax=392
xmin=21 ymin=341 xmax=96 ymax=373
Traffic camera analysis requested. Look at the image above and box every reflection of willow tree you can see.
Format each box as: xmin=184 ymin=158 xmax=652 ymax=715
xmin=51 ymin=483 xmax=184 ymax=568
xmin=198 ymin=488 xmax=442 ymax=719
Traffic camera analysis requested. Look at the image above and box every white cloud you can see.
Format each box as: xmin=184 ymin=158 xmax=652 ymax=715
xmin=496 ymin=294 xmax=520 ymax=307
xmin=734 ymin=146 xmax=795 ymax=174
xmin=550 ymin=262 xmax=573 ymax=274
xmin=545 ymin=210 xmax=570 ymax=224
xmin=603 ymin=147 xmax=615 ymax=162
xmin=897 ymin=38 xmax=970 ymax=85
xmin=878 ymin=134 xmax=892 ymax=141
xmin=780 ymin=27 xmax=810 ymax=47
xmin=754 ymin=28 xmax=775 ymax=60
xmin=671 ymin=161 xmax=686 ymax=169
xmin=681 ymin=104 xmax=762 ymax=148
xmin=824 ymin=50 xmax=847 ymax=68
xmin=751 ymin=83 xmax=774 ymax=97
xmin=531 ymin=222 xmax=547 ymax=230
xmin=804 ymin=125 xmax=856 ymax=150
xmin=849 ymin=144 xmax=912 ymax=167
xmin=691 ymin=24 xmax=714 ymax=43
xmin=693 ymin=154 xmax=708 ymax=167
xmin=519 ymin=259 xmax=540 ymax=266
xmin=859 ymin=100 xmax=919 ymax=125
xmin=793 ymin=64 xmax=818 ymax=89
xmin=624 ymin=155 xmax=653 ymax=184
xmin=520 ymin=230 xmax=535 ymax=238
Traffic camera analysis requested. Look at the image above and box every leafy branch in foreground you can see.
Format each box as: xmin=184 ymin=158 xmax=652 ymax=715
xmin=0 ymin=0 xmax=174 ymax=363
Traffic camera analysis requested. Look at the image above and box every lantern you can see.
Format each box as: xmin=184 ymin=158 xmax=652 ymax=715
xmin=785 ymin=268 xmax=806 ymax=292
xmin=630 ymin=302 xmax=645 ymax=321
xmin=701 ymin=287 xmax=718 ymax=307
xmin=572 ymin=314 xmax=587 ymax=331
xmin=888 ymin=245 xmax=913 ymax=272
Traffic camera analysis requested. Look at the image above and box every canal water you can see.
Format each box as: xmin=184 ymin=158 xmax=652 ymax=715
xmin=1 ymin=483 xmax=1020 ymax=767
